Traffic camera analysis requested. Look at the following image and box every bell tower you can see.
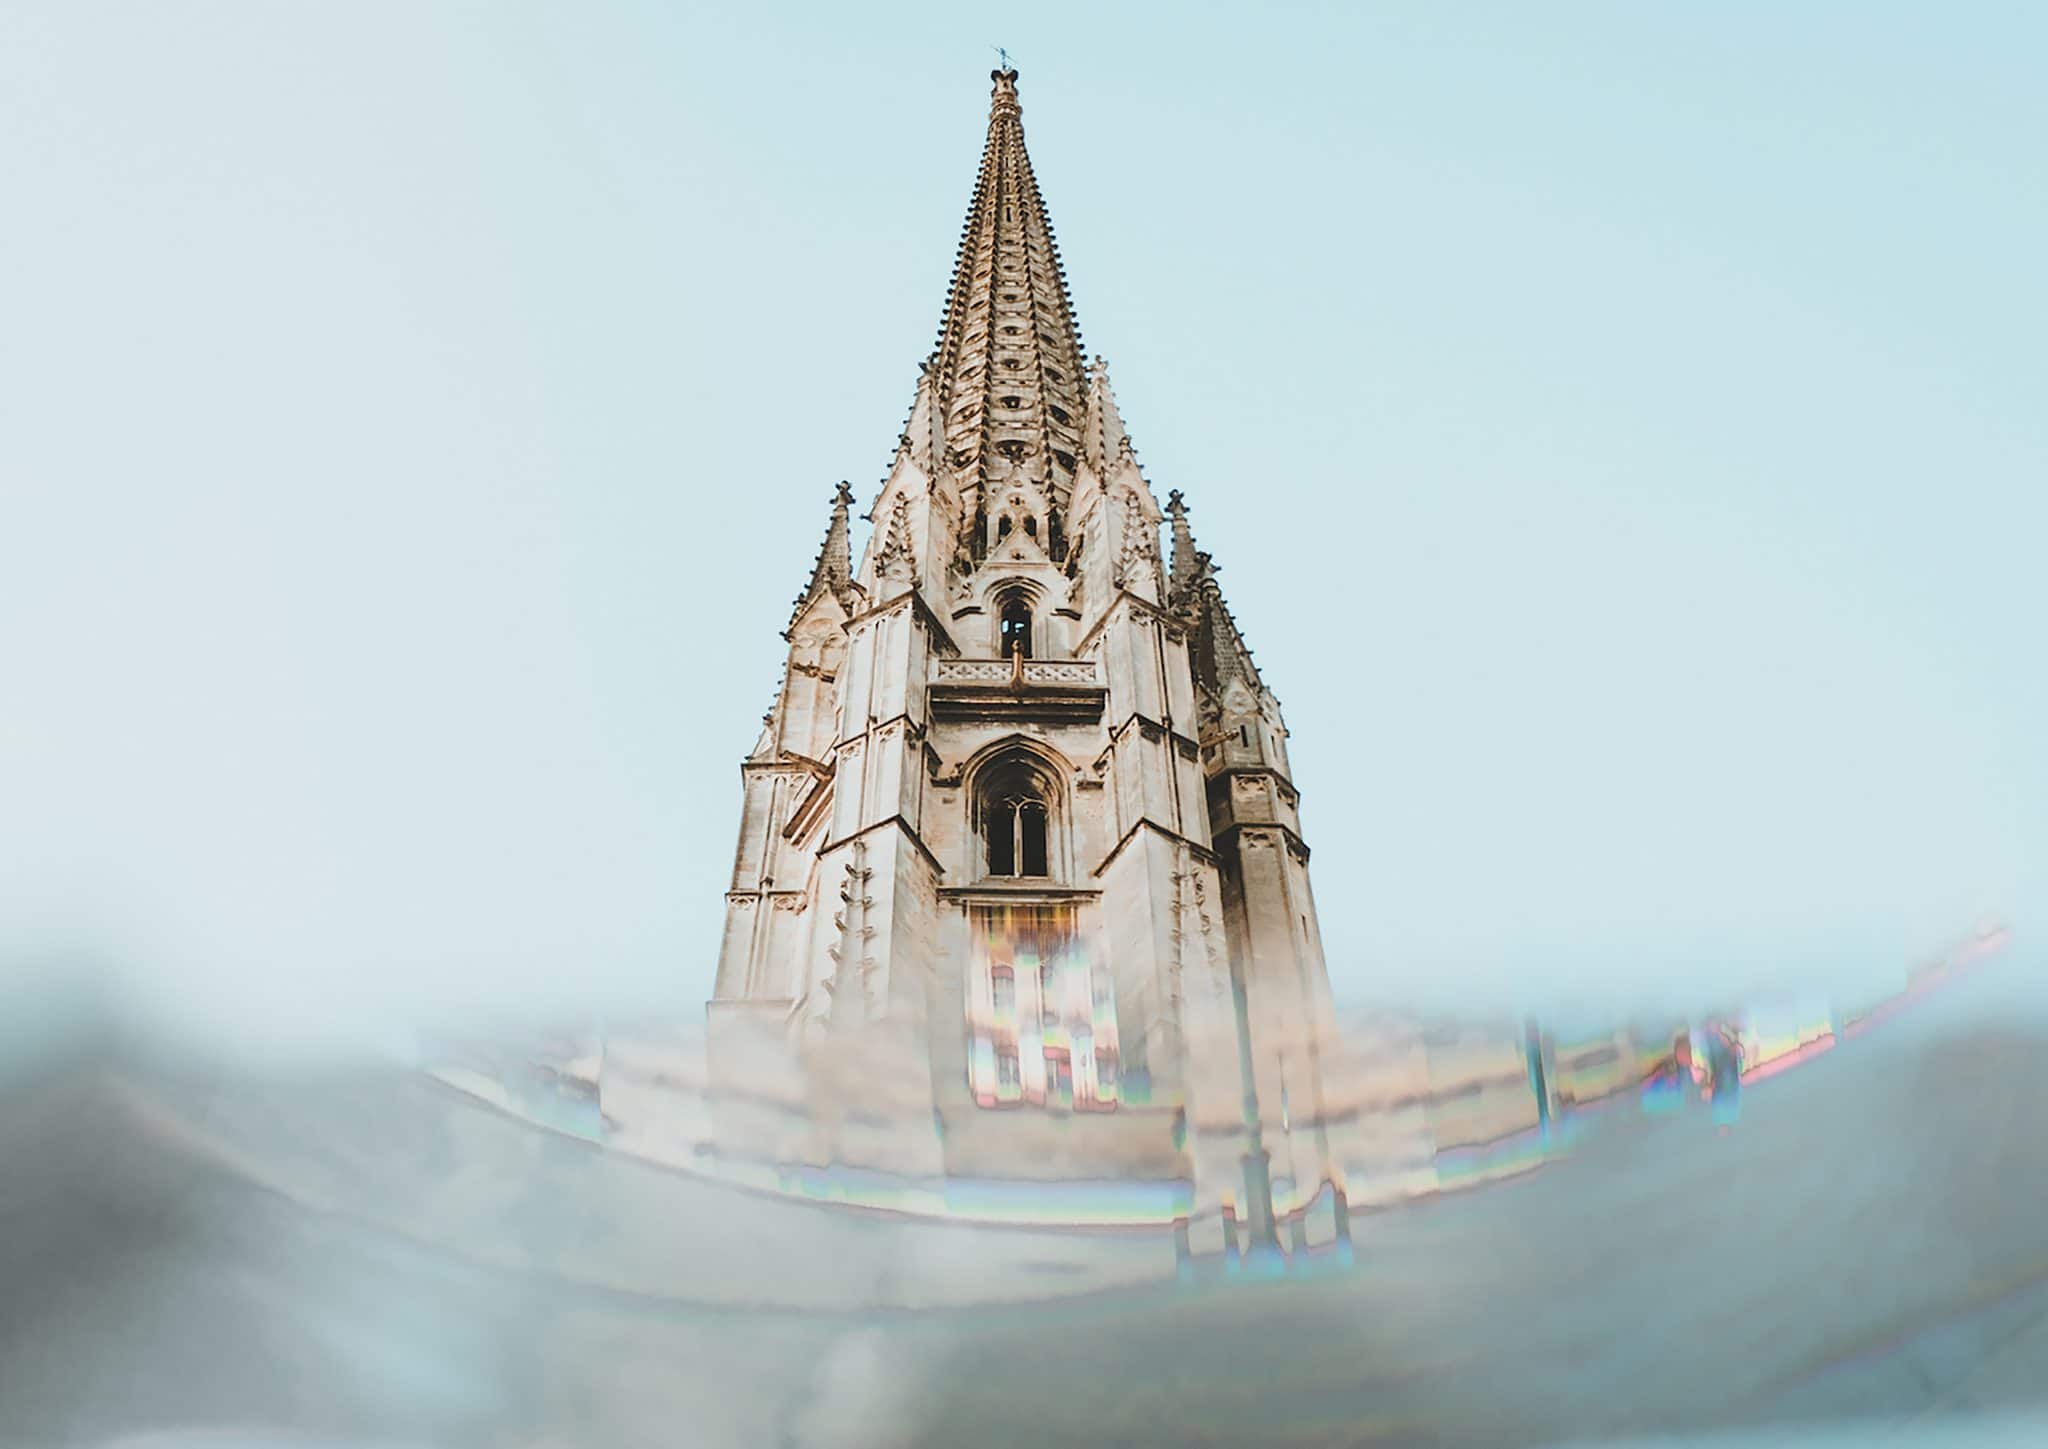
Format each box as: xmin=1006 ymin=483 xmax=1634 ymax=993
xmin=708 ymin=68 xmax=1347 ymax=1254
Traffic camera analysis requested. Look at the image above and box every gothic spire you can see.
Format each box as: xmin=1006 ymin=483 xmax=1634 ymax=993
xmin=1165 ymin=488 xmax=1201 ymax=605
xmin=1165 ymin=492 xmax=1263 ymax=694
xmin=929 ymin=68 xmax=1089 ymax=505
xmin=1083 ymin=355 xmax=1130 ymax=475
xmin=1194 ymin=558 xmax=1263 ymax=694
xmin=787 ymin=481 xmax=855 ymax=631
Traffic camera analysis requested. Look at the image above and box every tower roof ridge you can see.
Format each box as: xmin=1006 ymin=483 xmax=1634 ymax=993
xmin=928 ymin=68 xmax=1089 ymax=507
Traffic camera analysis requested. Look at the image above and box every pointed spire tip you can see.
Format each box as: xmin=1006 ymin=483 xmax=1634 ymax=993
xmin=990 ymin=65 xmax=1021 ymax=117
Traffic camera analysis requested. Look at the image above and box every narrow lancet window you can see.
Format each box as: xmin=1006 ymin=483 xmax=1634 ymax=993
xmin=986 ymin=793 xmax=1048 ymax=879
xmin=999 ymin=593 xmax=1032 ymax=658
xmin=987 ymin=801 xmax=1017 ymax=876
xmin=1019 ymin=799 xmax=1048 ymax=876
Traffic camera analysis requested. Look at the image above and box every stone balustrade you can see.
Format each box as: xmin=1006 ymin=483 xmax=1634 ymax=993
xmin=933 ymin=657 xmax=1102 ymax=686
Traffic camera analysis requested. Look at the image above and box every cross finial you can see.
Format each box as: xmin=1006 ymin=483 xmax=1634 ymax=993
xmin=993 ymin=45 xmax=1011 ymax=71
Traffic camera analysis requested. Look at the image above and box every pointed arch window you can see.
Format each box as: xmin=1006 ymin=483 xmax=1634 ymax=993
xmin=986 ymin=792 xmax=1047 ymax=878
xmin=974 ymin=747 xmax=1059 ymax=882
xmin=999 ymin=593 xmax=1033 ymax=659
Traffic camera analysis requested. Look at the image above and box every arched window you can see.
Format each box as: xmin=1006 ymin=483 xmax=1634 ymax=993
xmin=998 ymin=593 xmax=1032 ymax=658
xmin=974 ymin=749 xmax=1059 ymax=881
xmin=986 ymin=792 xmax=1047 ymax=877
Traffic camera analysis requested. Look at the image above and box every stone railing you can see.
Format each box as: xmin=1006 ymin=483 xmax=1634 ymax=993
xmin=934 ymin=657 xmax=1102 ymax=686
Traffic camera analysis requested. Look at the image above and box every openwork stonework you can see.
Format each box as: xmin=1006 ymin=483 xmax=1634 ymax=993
xmin=935 ymin=658 xmax=1099 ymax=685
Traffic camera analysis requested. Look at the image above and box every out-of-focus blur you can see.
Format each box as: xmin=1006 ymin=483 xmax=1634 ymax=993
xmin=7 ymin=5 xmax=2047 ymax=1448
xmin=5 ymin=925 xmax=2046 ymax=1448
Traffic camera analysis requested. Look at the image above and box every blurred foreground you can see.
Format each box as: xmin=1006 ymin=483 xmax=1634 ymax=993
xmin=5 ymin=937 xmax=2048 ymax=1446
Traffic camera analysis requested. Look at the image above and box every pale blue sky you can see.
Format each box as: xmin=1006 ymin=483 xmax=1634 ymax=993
xmin=4 ymin=3 xmax=2042 ymax=1046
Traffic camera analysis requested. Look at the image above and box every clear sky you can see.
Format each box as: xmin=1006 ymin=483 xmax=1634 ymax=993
xmin=4 ymin=3 xmax=2042 ymax=1049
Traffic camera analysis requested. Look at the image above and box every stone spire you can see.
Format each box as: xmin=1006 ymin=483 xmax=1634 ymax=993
xmin=1165 ymin=492 xmax=1262 ymax=694
xmin=1165 ymin=488 xmax=1201 ymax=605
xmin=1193 ymin=562 xmax=1263 ymax=693
xmin=786 ymin=481 xmax=856 ymax=631
xmin=929 ymin=68 xmax=1089 ymax=518
xmin=1083 ymin=355 xmax=1131 ymax=474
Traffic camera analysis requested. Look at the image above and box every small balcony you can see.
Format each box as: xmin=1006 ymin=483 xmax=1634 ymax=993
xmin=928 ymin=656 xmax=1106 ymax=721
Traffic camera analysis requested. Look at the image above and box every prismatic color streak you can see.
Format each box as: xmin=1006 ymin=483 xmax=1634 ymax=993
xmin=966 ymin=904 xmax=1120 ymax=1111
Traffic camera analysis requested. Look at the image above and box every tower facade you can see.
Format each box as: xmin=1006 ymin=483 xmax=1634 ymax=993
xmin=709 ymin=69 xmax=1343 ymax=1250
